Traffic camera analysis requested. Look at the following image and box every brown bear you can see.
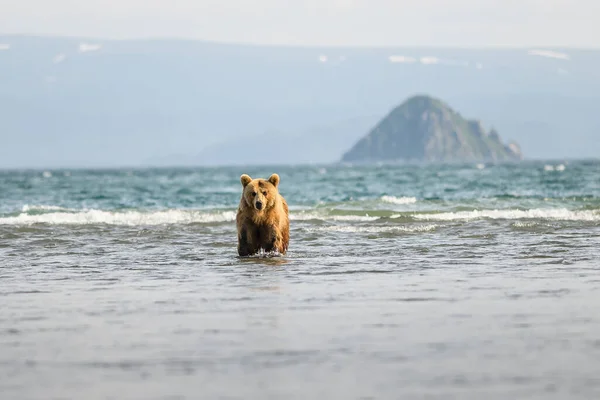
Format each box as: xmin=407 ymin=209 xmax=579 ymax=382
xmin=236 ymin=173 xmax=289 ymax=256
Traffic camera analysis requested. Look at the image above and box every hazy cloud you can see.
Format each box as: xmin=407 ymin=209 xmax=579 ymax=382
xmin=1 ymin=0 xmax=599 ymax=47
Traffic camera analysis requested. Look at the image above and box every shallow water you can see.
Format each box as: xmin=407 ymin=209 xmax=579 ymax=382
xmin=1 ymin=161 xmax=600 ymax=399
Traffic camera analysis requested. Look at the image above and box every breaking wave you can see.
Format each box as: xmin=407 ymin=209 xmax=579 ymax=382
xmin=311 ymin=224 xmax=439 ymax=233
xmin=1 ymin=205 xmax=598 ymax=226
xmin=291 ymin=213 xmax=380 ymax=222
xmin=410 ymin=208 xmax=600 ymax=222
xmin=0 ymin=209 xmax=385 ymax=226
xmin=380 ymin=196 xmax=418 ymax=205
xmin=0 ymin=209 xmax=238 ymax=226
xmin=20 ymin=204 xmax=72 ymax=213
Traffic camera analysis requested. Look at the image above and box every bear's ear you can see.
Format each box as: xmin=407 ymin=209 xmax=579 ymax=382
xmin=268 ymin=173 xmax=280 ymax=188
xmin=240 ymin=174 xmax=252 ymax=187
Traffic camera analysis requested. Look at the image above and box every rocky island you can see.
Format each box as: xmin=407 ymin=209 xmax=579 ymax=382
xmin=341 ymin=95 xmax=523 ymax=163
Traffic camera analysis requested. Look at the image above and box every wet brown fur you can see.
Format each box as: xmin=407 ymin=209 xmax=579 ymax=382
xmin=236 ymin=173 xmax=289 ymax=256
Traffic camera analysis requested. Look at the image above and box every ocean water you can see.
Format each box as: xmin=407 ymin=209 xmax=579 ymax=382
xmin=1 ymin=160 xmax=600 ymax=400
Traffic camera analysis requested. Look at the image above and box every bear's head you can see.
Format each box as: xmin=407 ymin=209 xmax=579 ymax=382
xmin=240 ymin=173 xmax=280 ymax=212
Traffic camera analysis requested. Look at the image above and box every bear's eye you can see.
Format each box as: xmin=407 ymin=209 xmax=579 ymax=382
xmin=262 ymin=191 xmax=267 ymax=196
xmin=251 ymin=191 xmax=257 ymax=196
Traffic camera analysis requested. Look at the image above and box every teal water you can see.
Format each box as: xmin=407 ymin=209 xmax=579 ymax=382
xmin=1 ymin=160 xmax=600 ymax=399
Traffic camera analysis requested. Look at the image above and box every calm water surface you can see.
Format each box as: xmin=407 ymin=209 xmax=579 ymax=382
xmin=1 ymin=161 xmax=600 ymax=399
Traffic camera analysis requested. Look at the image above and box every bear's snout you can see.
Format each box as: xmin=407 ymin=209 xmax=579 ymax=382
xmin=255 ymin=201 xmax=263 ymax=210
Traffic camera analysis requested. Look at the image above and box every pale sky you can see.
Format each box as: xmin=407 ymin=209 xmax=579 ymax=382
xmin=1 ymin=0 xmax=599 ymax=47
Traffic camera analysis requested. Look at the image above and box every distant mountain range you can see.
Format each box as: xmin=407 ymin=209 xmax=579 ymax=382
xmin=342 ymin=95 xmax=523 ymax=163
xmin=1 ymin=35 xmax=599 ymax=168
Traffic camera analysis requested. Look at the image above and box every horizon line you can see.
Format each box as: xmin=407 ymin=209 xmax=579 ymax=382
xmin=1 ymin=157 xmax=597 ymax=172
xmin=2 ymin=33 xmax=600 ymax=51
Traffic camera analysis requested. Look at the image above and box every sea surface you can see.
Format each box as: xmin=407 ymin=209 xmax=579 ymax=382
xmin=1 ymin=160 xmax=600 ymax=400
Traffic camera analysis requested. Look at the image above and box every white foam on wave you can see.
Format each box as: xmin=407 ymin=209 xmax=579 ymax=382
xmin=380 ymin=195 xmax=418 ymax=205
xmin=21 ymin=204 xmax=72 ymax=213
xmin=313 ymin=224 xmax=439 ymax=233
xmin=291 ymin=213 xmax=379 ymax=222
xmin=5 ymin=206 xmax=596 ymax=226
xmin=412 ymin=209 xmax=600 ymax=222
xmin=0 ymin=209 xmax=238 ymax=226
xmin=544 ymin=164 xmax=566 ymax=172
xmin=1 ymin=208 xmax=381 ymax=226
xmin=512 ymin=221 xmax=539 ymax=228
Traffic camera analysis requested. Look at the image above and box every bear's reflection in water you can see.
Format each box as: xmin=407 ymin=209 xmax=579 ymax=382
xmin=237 ymin=250 xmax=289 ymax=267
